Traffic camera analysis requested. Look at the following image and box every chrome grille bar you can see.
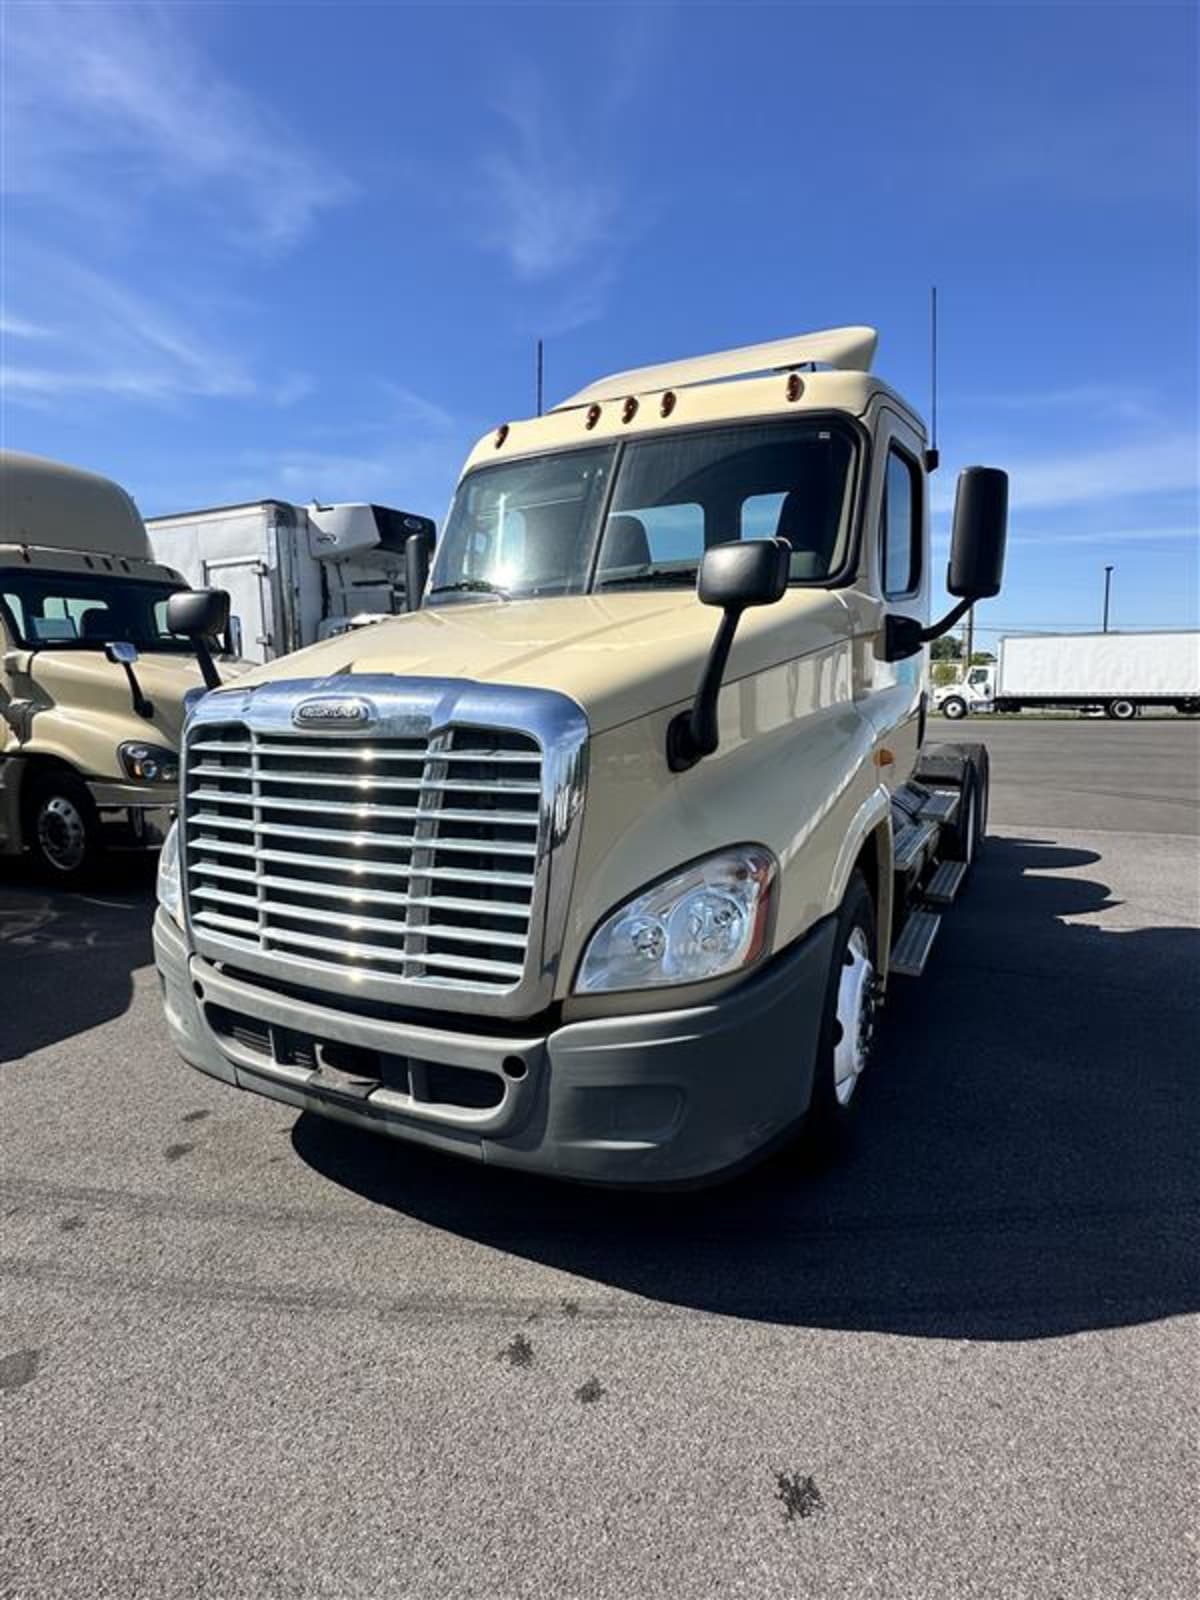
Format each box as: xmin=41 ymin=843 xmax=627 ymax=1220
xmin=185 ymin=716 xmax=546 ymax=996
xmin=181 ymin=678 xmax=587 ymax=1017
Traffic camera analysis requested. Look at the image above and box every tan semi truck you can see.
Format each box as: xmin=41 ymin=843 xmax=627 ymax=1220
xmin=0 ymin=451 xmax=240 ymax=883
xmin=153 ymin=326 xmax=1008 ymax=1185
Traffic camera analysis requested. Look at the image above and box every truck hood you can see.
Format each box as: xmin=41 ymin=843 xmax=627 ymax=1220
xmin=230 ymin=590 xmax=853 ymax=733
xmin=26 ymin=649 xmax=254 ymax=749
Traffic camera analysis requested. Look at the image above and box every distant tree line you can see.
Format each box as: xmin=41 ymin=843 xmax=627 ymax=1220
xmin=929 ymin=635 xmax=996 ymax=685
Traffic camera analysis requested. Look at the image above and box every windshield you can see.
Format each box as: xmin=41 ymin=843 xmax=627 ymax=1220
xmin=429 ymin=419 xmax=858 ymax=602
xmin=0 ymin=569 xmax=194 ymax=652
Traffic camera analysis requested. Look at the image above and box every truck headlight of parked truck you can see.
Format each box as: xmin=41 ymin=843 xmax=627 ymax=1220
xmin=153 ymin=324 xmax=1008 ymax=1186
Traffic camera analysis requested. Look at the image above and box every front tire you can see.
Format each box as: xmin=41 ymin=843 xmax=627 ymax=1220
xmin=24 ymin=770 xmax=104 ymax=886
xmin=808 ymin=872 xmax=879 ymax=1133
xmin=941 ymin=695 xmax=968 ymax=721
xmin=1107 ymin=699 xmax=1137 ymax=720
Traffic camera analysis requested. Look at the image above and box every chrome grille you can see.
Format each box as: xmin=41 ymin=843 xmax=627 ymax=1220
xmin=182 ymin=721 xmax=544 ymax=995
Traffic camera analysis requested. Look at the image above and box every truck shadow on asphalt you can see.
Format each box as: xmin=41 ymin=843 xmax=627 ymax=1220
xmin=0 ymin=860 xmax=156 ymax=1063
xmin=295 ymin=834 xmax=1200 ymax=1342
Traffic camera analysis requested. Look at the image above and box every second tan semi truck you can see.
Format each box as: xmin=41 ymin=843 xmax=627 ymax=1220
xmin=0 ymin=451 xmax=245 ymax=883
xmin=154 ymin=325 xmax=1008 ymax=1185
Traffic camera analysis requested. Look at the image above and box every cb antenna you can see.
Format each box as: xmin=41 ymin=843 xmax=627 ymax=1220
xmin=925 ymin=285 xmax=940 ymax=472
xmin=536 ymin=338 xmax=544 ymax=416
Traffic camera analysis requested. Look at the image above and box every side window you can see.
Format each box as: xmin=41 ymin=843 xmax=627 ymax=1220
xmin=882 ymin=449 xmax=921 ymax=598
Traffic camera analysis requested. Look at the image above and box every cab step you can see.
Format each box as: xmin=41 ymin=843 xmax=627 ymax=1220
xmin=918 ymin=789 xmax=960 ymax=825
xmin=890 ymin=908 xmax=942 ymax=977
xmin=923 ymin=859 xmax=968 ymax=906
xmin=893 ymin=820 xmax=938 ymax=874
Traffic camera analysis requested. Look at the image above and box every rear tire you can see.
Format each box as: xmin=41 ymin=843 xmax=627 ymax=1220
xmin=941 ymin=696 xmax=967 ymax=721
xmin=808 ymin=872 xmax=879 ymax=1134
xmin=1107 ymin=699 xmax=1136 ymax=720
xmin=23 ymin=769 xmax=104 ymax=886
xmin=941 ymin=766 xmax=980 ymax=872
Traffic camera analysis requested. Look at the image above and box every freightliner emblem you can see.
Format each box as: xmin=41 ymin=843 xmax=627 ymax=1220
xmin=293 ymin=697 xmax=373 ymax=728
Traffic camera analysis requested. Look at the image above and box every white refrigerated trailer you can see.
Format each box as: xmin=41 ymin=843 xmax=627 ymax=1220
xmin=936 ymin=630 xmax=1200 ymax=719
xmin=147 ymin=500 xmax=435 ymax=664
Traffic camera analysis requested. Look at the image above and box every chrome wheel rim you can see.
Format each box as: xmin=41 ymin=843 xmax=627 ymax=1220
xmin=833 ymin=926 xmax=876 ymax=1107
xmin=37 ymin=795 xmax=87 ymax=873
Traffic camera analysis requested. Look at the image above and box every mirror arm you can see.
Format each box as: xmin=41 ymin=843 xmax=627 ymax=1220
xmin=193 ymin=639 xmax=222 ymax=691
xmin=884 ymin=597 xmax=978 ymax=663
xmin=120 ymin=662 xmax=155 ymax=720
xmin=667 ymin=607 xmax=742 ymax=773
xmin=920 ymin=595 xmax=975 ymax=643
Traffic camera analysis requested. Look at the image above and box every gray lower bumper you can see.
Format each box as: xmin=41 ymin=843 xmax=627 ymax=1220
xmin=153 ymin=909 xmax=836 ymax=1186
xmin=88 ymin=780 xmax=173 ymax=847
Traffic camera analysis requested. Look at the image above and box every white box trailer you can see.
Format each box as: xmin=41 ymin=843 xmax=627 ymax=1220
xmin=146 ymin=500 xmax=435 ymax=663
xmin=936 ymin=630 xmax=1200 ymax=719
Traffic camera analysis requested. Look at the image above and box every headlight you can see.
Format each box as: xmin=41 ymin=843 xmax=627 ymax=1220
xmin=119 ymin=742 xmax=179 ymax=784
xmin=157 ymin=819 xmax=182 ymax=924
xmin=576 ymin=846 xmax=776 ymax=994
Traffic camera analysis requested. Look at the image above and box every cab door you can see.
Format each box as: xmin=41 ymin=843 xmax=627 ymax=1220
xmin=848 ymin=407 xmax=929 ymax=794
xmin=0 ymin=588 xmax=23 ymax=850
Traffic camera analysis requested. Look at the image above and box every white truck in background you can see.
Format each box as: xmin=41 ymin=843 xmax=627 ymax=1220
xmin=936 ymin=630 xmax=1200 ymax=720
xmin=147 ymin=500 xmax=435 ymax=664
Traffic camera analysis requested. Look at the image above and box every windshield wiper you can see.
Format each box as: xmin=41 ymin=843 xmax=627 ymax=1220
xmin=597 ymin=568 xmax=699 ymax=589
xmin=428 ymin=578 xmax=510 ymax=599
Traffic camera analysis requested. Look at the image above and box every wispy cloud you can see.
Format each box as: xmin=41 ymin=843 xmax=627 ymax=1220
xmin=0 ymin=313 xmax=53 ymax=341
xmin=3 ymin=2 xmax=354 ymax=248
xmin=933 ymin=433 xmax=1199 ymax=515
xmin=135 ymin=435 xmax=464 ymax=523
xmin=478 ymin=85 xmax=617 ymax=282
xmin=467 ymin=24 xmax=660 ymax=331
xmin=0 ymin=254 xmax=313 ymax=410
xmin=957 ymin=384 xmax=1161 ymax=424
xmin=934 ymin=524 xmax=1199 ymax=550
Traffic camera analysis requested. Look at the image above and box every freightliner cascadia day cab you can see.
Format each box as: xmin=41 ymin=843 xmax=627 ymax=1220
xmin=153 ymin=326 xmax=1008 ymax=1185
xmin=935 ymin=630 xmax=1200 ymax=720
xmin=0 ymin=451 xmax=245 ymax=883
xmin=146 ymin=500 xmax=438 ymax=664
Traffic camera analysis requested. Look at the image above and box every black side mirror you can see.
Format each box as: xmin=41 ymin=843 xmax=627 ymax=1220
xmin=667 ymin=539 xmax=790 ymax=772
xmin=698 ymin=538 xmax=791 ymax=611
xmin=167 ymin=588 xmax=230 ymax=691
xmin=885 ymin=466 xmax=1009 ymax=662
xmin=405 ymin=528 xmax=435 ymax=613
xmin=948 ymin=467 xmax=1008 ymax=599
xmin=167 ymin=588 xmax=230 ymax=639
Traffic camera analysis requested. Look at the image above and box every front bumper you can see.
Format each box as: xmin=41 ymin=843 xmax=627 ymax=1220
xmin=88 ymin=779 xmax=174 ymax=848
xmin=153 ymin=908 xmax=836 ymax=1186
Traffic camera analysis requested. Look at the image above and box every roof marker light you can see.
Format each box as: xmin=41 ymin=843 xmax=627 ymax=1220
xmin=660 ymin=391 xmax=676 ymax=418
xmin=622 ymin=397 xmax=638 ymax=424
xmin=586 ymin=404 xmax=602 ymax=430
xmin=494 ymin=424 xmax=510 ymax=449
xmin=786 ymin=374 xmax=804 ymax=402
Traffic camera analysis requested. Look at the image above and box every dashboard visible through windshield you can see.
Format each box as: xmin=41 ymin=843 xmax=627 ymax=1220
xmin=0 ymin=570 xmax=194 ymax=652
xmin=428 ymin=419 xmax=859 ymax=604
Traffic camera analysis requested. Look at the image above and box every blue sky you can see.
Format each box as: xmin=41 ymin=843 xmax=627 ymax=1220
xmin=2 ymin=0 xmax=1196 ymax=642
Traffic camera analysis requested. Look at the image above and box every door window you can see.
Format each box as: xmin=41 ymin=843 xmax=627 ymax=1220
xmin=882 ymin=449 xmax=921 ymax=598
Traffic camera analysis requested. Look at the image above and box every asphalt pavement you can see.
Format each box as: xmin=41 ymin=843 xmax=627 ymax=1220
xmin=2 ymin=718 xmax=1198 ymax=1599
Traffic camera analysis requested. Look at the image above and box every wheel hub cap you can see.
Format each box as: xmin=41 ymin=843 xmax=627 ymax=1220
xmin=833 ymin=926 xmax=877 ymax=1106
xmin=38 ymin=796 xmax=87 ymax=872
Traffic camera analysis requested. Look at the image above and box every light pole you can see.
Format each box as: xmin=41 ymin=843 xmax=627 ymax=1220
xmin=1103 ymin=565 xmax=1114 ymax=633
